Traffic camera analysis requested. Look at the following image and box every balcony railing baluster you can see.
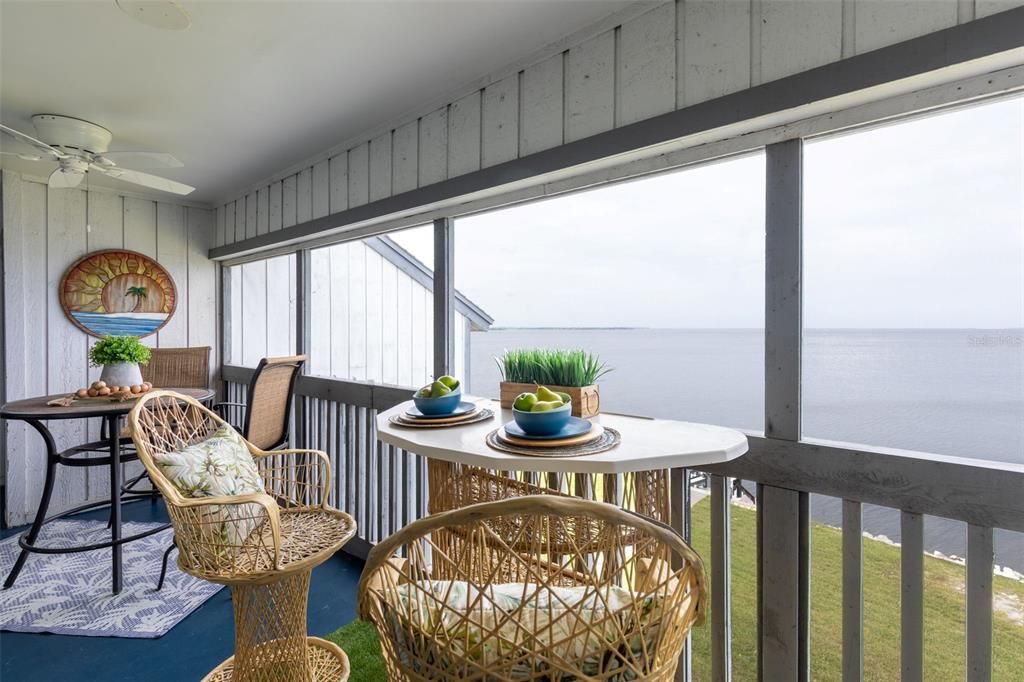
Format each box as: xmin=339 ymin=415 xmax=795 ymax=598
xmin=842 ymin=499 xmax=863 ymax=682
xmin=710 ymin=474 xmax=732 ymax=682
xmin=966 ymin=524 xmax=994 ymax=682
xmin=222 ymin=367 xmax=1021 ymax=681
xmin=901 ymin=511 xmax=925 ymax=682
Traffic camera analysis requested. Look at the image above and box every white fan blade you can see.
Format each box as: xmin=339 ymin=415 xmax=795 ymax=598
xmin=95 ymin=151 xmax=184 ymax=169
xmin=0 ymin=151 xmax=43 ymax=161
xmin=97 ymin=166 xmax=194 ymax=195
xmin=48 ymin=167 xmax=84 ymax=189
xmin=0 ymin=124 xmax=68 ymax=159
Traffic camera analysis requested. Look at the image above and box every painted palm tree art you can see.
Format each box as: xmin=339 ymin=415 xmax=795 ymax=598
xmin=60 ymin=249 xmax=177 ymax=338
xmin=125 ymin=286 xmax=148 ymax=313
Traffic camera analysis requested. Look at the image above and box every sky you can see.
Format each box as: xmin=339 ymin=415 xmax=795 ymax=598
xmin=391 ymin=95 xmax=1024 ymax=329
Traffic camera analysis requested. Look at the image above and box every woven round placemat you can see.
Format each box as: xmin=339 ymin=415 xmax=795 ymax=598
xmin=389 ymin=408 xmax=494 ymax=429
xmin=485 ymin=426 xmax=621 ymax=457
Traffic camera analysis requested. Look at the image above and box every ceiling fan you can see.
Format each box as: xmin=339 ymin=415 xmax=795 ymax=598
xmin=0 ymin=114 xmax=194 ymax=195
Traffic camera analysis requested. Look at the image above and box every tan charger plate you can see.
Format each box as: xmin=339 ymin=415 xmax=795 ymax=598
xmin=485 ymin=427 xmax=621 ymax=458
xmin=399 ymin=406 xmax=482 ymax=425
xmin=496 ymin=422 xmax=605 ymax=448
xmin=389 ymin=408 xmax=494 ymax=429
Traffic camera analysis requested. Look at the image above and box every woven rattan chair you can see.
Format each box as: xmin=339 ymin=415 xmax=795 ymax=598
xmin=216 ymin=355 xmax=305 ymax=450
xmin=142 ymin=346 xmax=212 ymax=388
xmin=358 ymin=495 xmax=707 ymax=681
xmin=129 ymin=390 xmax=356 ymax=682
xmin=154 ymin=354 xmax=306 ymax=591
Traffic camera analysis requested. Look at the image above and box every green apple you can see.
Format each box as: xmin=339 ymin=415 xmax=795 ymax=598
xmin=416 ymin=384 xmax=433 ymax=398
xmin=531 ymin=400 xmax=563 ymax=412
xmin=438 ymin=375 xmax=460 ymax=390
xmin=536 ymin=386 xmax=562 ymax=403
xmin=430 ymin=380 xmax=452 ymax=397
xmin=513 ymin=392 xmax=538 ymax=411
xmin=555 ymin=391 xmax=572 ymax=405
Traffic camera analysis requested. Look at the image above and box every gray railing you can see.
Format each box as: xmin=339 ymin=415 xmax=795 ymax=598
xmin=223 ymin=365 xmax=424 ymax=557
xmin=222 ymin=365 xmax=1024 ymax=682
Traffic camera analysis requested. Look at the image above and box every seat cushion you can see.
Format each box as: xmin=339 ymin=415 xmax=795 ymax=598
xmin=153 ymin=423 xmax=265 ymax=548
xmin=379 ymin=579 xmax=674 ymax=679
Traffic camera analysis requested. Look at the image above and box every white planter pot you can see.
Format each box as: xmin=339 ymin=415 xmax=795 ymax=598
xmin=100 ymin=362 xmax=143 ymax=387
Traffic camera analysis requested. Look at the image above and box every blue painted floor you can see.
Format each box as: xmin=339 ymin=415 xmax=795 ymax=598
xmin=0 ymin=499 xmax=364 ymax=681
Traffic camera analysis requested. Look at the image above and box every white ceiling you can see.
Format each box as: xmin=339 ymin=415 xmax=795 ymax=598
xmin=1 ymin=0 xmax=634 ymax=205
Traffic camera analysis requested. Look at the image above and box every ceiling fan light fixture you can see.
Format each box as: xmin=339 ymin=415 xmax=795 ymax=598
xmin=115 ymin=0 xmax=191 ymax=31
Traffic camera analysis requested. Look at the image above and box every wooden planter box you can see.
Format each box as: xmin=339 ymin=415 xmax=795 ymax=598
xmin=499 ymin=382 xmax=601 ymax=418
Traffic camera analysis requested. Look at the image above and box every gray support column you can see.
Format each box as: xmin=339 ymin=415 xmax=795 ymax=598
xmin=433 ymin=217 xmax=455 ymax=379
xmin=765 ymin=138 xmax=802 ymax=442
xmin=295 ymin=248 xmax=312 ymax=447
xmin=219 ymin=264 xmax=232 ymax=399
xmin=710 ymin=474 xmax=732 ymax=682
xmin=670 ymin=467 xmax=691 ymax=681
xmin=759 ymin=138 xmax=809 ymax=682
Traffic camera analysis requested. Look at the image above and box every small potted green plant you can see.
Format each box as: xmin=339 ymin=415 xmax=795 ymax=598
xmin=89 ymin=335 xmax=152 ymax=388
xmin=496 ymin=349 xmax=611 ymax=418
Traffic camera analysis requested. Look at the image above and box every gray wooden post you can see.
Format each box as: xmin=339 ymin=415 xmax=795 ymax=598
xmin=670 ymin=467 xmax=692 ymax=681
xmin=219 ymin=263 xmax=232 ymax=400
xmin=433 ymin=217 xmax=454 ymax=379
xmin=710 ymin=474 xmax=732 ymax=682
xmin=760 ymin=138 xmax=810 ymax=682
xmin=295 ymin=248 xmax=312 ymax=448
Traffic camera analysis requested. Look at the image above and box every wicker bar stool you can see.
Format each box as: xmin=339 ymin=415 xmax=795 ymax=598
xmin=129 ymin=391 xmax=356 ymax=682
xmin=155 ymin=355 xmax=305 ymax=590
xmin=358 ymin=495 xmax=706 ymax=681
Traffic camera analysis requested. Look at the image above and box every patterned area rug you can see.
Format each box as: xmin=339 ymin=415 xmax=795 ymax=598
xmin=0 ymin=519 xmax=222 ymax=638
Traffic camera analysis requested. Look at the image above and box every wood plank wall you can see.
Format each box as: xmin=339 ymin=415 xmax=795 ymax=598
xmin=2 ymin=170 xmax=218 ymax=526
xmin=230 ymin=239 xmax=468 ymax=389
xmin=213 ymin=0 xmax=1024 ymax=249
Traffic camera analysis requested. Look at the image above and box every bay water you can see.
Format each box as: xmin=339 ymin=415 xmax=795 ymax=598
xmin=467 ymin=328 xmax=1024 ymax=572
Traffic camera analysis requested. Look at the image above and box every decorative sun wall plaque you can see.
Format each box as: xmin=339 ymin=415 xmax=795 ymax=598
xmin=60 ymin=249 xmax=177 ymax=338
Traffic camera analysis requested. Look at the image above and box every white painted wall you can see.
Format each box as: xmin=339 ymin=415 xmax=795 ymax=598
xmin=2 ymin=170 xmax=218 ymax=526
xmin=213 ymin=0 xmax=1024 ymax=245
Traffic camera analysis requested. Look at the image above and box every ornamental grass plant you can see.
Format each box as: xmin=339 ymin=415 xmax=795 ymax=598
xmin=496 ymin=348 xmax=612 ymax=387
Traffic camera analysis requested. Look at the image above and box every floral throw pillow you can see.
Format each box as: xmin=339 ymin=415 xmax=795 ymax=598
xmin=153 ymin=423 xmax=266 ymax=551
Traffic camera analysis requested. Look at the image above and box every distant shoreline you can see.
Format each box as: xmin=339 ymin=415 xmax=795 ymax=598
xmin=483 ymin=326 xmax=1024 ymax=332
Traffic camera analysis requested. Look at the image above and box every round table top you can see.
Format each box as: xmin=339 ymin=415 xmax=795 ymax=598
xmin=377 ymin=397 xmax=749 ymax=475
xmin=1 ymin=387 xmax=216 ymax=420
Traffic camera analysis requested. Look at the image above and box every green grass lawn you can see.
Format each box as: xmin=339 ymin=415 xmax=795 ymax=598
xmin=688 ymin=499 xmax=1024 ymax=681
xmin=329 ymin=499 xmax=1024 ymax=681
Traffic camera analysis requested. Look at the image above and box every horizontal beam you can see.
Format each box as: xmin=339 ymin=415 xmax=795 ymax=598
xmin=222 ymin=365 xmax=1024 ymax=531
xmin=701 ymin=436 xmax=1024 ymax=531
xmin=221 ymin=365 xmax=410 ymax=411
xmin=210 ymin=8 xmax=1024 ymax=261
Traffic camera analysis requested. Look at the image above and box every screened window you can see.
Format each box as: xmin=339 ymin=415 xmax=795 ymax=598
xmin=226 ymin=253 xmax=296 ymax=367
xmin=803 ymin=96 xmax=1024 ymax=464
xmin=307 ymin=225 xmax=436 ymax=388
xmin=455 ymin=152 xmax=766 ymax=431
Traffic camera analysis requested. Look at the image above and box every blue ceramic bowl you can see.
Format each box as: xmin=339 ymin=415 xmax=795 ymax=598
xmin=512 ymin=401 xmax=572 ymax=436
xmin=412 ymin=386 xmax=463 ymax=416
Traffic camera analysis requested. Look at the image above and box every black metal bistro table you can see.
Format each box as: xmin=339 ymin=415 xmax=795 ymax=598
xmin=1 ymin=387 xmax=215 ymax=594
